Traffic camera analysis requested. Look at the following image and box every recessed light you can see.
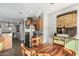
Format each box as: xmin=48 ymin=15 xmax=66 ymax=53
xmin=50 ymin=3 xmax=54 ymax=4
xmin=18 ymin=11 xmax=24 ymax=14
xmin=30 ymin=10 xmax=33 ymax=13
xmin=0 ymin=8 xmax=2 ymax=10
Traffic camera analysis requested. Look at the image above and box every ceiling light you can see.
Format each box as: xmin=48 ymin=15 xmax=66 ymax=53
xmin=30 ymin=10 xmax=33 ymax=13
xmin=50 ymin=3 xmax=54 ymax=5
xmin=0 ymin=8 xmax=2 ymax=10
xmin=18 ymin=11 xmax=24 ymax=14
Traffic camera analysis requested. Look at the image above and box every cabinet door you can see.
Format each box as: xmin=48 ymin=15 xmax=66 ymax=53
xmin=35 ymin=19 xmax=43 ymax=30
xmin=4 ymin=36 xmax=12 ymax=49
xmin=65 ymin=39 xmax=76 ymax=52
xmin=39 ymin=19 xmax=43 ymax=30
xmin=75 ymin=40 xmax=79 ymax=56
xmin=0 ymin=37 xmax=5 ymax=51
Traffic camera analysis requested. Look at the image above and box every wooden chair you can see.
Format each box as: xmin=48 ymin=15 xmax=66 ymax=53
xmin=32 ymin=36 xmax=40 ymax=47
xmin=55 ymin=48 xmax=64 ymax=56
xmin=21 ymin=43 xmax=36 ymax=56
xmin=43 ymin=53 xmax=50 ymax=56
xmin=37 ymin=53 xmax=44 ymax=56
xmin=63 ymin=48 xmax=76 ymax=56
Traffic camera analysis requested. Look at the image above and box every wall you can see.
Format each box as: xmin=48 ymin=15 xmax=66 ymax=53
xmin=48 ymin=14 xmax=56 ymax=36
xmin=48 ymin=14 xmax=56 ymax=43
xmin=43 ymin=12 xmax=49 ymax=43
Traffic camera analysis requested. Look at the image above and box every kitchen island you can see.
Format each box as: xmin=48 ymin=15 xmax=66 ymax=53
xmin=0 ymin=33 xmax=12 ymax=51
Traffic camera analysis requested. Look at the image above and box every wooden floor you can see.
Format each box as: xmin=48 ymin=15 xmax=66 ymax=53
xmin=0 ymin=38 xmax=22 ymax=56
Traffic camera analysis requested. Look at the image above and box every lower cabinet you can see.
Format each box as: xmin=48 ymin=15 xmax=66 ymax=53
xmin=0 ymin=37 xmax=5 ymax=51
xmin=4 ymin=36 xmax=12 ymax=49
xmin=0 ymin=35 xmax=12 ymax=51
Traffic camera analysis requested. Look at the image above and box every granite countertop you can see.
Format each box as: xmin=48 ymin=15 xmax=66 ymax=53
xmin=2 ymin=32 xmax=11 ymax=33
xmin=2 ymin=33 xmax=12 ymax=37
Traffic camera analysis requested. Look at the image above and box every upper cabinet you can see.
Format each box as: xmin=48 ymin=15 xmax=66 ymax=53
xmin=25 ymin=16 xmax=43 ymax=30
xmin=34 ymin=19 xmax=43 ymax=30
xmin=57 ymin=11 xmax=77 ymax=28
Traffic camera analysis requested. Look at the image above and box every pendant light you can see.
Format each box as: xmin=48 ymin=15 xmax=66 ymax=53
xmin=8 ymin=21 xmax=12 ymax=31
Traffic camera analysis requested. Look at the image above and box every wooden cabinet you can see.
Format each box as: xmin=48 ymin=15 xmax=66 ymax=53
xmin=0 ymin=34 xmax=12 ymax=51
xmin=53 ymin=36 xmax=65 ymax=46
xmin=32 ymin=36 xmax=43 ymax=47
xmin=3 ymin=33 xmax=12 ymax=49
xmin=25 ymin=18 xmax=43 ymax=30
xmin=0 ymin=37 xmax=5 ymax=51
xmin=4 ymin=36 xmax=12 ymax=49
xmin=32 ymin=36 xmax=40 ymax=47
xmin=39 ymin=36 xmax=43 ymax=44
xmin=34 ymin=19 xmax=43 ymax=30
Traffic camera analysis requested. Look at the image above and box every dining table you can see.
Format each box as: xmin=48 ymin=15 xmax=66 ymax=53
xmin=28 ymin=43 xmax=65 ymax=56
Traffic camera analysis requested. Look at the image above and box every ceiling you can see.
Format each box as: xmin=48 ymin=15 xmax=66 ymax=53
xmin=0 ymin=3 xmax=52 ymax=22
xmin=0 ymin=3 xmax=75 ymax=23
